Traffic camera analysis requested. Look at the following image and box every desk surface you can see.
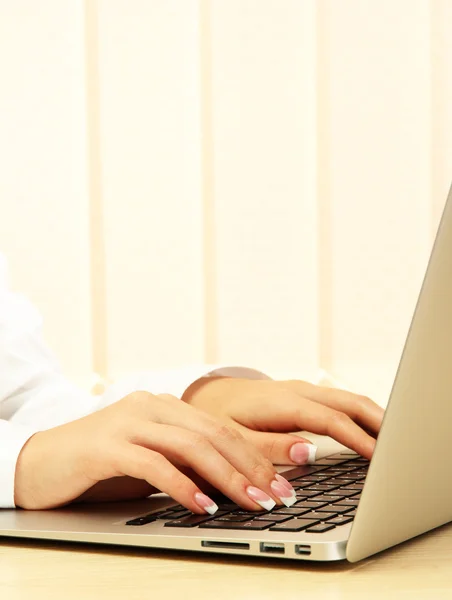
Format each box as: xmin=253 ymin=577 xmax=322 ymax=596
xmin=1 ymin=525 xmax=452 ymax=600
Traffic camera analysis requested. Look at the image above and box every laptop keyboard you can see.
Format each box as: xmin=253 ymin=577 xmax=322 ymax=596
xmin=125 ymin=452 xmax=368 ymax=534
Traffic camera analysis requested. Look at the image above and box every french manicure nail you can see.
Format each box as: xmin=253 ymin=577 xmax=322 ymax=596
xmin=270 ymin=480 xmax=297 ymax=507
xmin=275 ymin=473 xmax=295 ymax=493
xmin=194 ymin=492 xmax=218 ymax=515
xmin=246 ymin=486 xmax=276 ymax=511
xmin=289 ymin=442 xmax=318 ymax=465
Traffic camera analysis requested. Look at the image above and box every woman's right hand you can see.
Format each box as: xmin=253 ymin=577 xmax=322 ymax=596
xmin=14 ymin=391 xmax=296 ymax=514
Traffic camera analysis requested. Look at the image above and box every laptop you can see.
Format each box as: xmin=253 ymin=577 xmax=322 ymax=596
xmin=2 ymin=183 xmax=452 ymax=563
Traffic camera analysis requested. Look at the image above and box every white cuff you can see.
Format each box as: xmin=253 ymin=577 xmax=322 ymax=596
xmin=0 ymin=422 xmax=39 ymax=508
xmin=96 ymin=365 xmax=271 ymax=410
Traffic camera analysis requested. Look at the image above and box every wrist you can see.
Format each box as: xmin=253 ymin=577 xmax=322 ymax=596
xmin=14 ymin=423 xmax=86 ymax=510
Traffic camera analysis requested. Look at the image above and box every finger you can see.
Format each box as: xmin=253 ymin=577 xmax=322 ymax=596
xmin=241 ymin=389 xmax=376 ymax=458
xmin=150 ymin=396 xmax=287 ymax=507
xmin=283 ymin=380 xmax=385 ymax=435
xmin=115 ymin=443 xmax=219 ymax=515
xmin=131 ymin=423 xmax=282 ymax=511
xmin=233 ymin=426 xmax=317 ymax=466
xmin=290 ymin=396 xmax=377 ymax=459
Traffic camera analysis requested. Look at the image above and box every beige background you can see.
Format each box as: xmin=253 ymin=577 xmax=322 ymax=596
xmin=1 ymin=0 xmax=452 ymax=405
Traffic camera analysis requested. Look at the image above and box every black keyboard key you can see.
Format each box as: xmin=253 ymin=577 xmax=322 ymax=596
xmin=157 ymin=510 xmax=191 ymax=519
xmin=322 ymin=463 xmax=354 ymax=470
xmin=339 ymin=483 xmax=364 ymax=491
xmin=199 ymin=520 xmax=273 ymax=530
xmin=299 ymin=475 xmax=331 ymax=482
xmin=317 ymin=505 xmax=353 ymax=515
xmin=337 ymin=489 xmax=362 ymax=498
xmin=335 ymin=473 xmax=365 ymax=480
xmin=328 ymin=516 xmax=354 ymax=526
xmin=293 ymin=482 xmax=319 ymax=490
xmin=293 ymin=500 xmax=329 ymax=510
xmin=273 ymin=507 xmax=312 ymax=516
xmin=254 ymin=514 xmax=292 ymax=523
xmin=235 ymin=510 xmax=266 ymax=516
xmin=217 ymin=503 xmax=239 ymax=511
xmin=303 ymin=484 xmax=342 ymax=491
xmin=305 ymin=523 xmax=337 ymax=533
xmin=282 ymin=467 xmax=310 ymax=480
xmin=316 ymin=471 xmax=343 ymax=478
xmin=270 ymin=518 xmax=320 ymax=532
xmin=215 ymin=515 xmax=254 ymax=522
xmin=326 ymin=478 xmax=356 ymax=486
xmin=241 ymin=520 xmax=275 ymax=530
xmin=336 ymin=498 xmax=360 ymax=507
xmin=295 ymin=490 xmax=322 ymax=498
xmin=165 ymin=514 xmax=218 ymax=528
xmin=323 ymin=489 xmax=348 ymax=496
xmin=283 ymin=466 xmax=323 ymax=480
xmin=126 ymin=517 xmax=155 ymax=526
xmin=313 ymin=495 xmax=346 ymax=503
xmin=126 ymin=510 xmax=169 ymax=525
xmin=299 ymin=511 xmax=337 ymax=521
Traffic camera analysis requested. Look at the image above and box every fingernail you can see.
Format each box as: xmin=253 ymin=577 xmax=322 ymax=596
xmin=246 ymin=486 xmax=276 ymax=511
xmin=290 ymin=442 xmax=318 ymax=465
xmin=194 ymin=492 xmax=218 ymax=515
xmin=270 ymin=480 xmax=296 ymax=507
xmin=275 ymin=473 xmax=295 ymax=493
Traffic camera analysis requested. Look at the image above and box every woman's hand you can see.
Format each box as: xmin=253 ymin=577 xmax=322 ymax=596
xmin=15 ymin=392 xmax=297 ymax=513
xmin=183 ymin=378 xmax=385 ymax=463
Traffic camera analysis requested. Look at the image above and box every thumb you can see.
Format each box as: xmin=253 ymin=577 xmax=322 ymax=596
xmin=236 ymin=427 xmax=318 ymax=466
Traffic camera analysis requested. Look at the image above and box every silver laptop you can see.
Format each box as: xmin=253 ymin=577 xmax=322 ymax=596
xmin=2 ymin=183 xmax=452 ymax=563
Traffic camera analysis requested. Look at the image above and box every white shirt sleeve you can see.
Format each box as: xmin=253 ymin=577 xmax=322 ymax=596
xmin=0 ymin=253 xmax=269 ymax=508
xmin=96 ymin=365 xmax=270 ymax=410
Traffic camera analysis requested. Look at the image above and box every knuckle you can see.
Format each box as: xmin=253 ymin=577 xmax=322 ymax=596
xmin=357 ymin=394 xmax=372 ymax=406
xmin=352 ymin=395 xmax=372 ymax=419
xmin=328 ymin=410 xmax=351 ymax=428
xmin=138 ymin=449 xmax=166 ymax=472
xmin=249 ymin=458 xmax=273 ymax=480
xmin=263 ymin=437 xmax=279 ymax=460
xmin=120 ymin=391 xmax=149 ymax=410
xmin=185 ymin=432 xmax=210 ymax=453
xmin=226 ymin=469 xmax=248 ymax=490
xmin=213 ymin=424 xmax=242 ymax=443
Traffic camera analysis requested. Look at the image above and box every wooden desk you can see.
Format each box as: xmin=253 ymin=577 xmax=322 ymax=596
xmin=1 ymin=524 xmax=452 ymax=600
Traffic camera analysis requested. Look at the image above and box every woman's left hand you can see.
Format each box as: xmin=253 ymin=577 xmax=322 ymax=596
xmin=183 ymin=377 xmax=384 ymax=464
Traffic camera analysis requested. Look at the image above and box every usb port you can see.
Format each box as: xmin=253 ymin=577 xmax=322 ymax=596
xmin=260 ymin=542 xmax=285 ymax=555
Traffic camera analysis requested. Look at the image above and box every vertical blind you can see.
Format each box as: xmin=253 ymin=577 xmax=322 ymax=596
xmin=0 ymin=0 xmax=451 ymax=405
